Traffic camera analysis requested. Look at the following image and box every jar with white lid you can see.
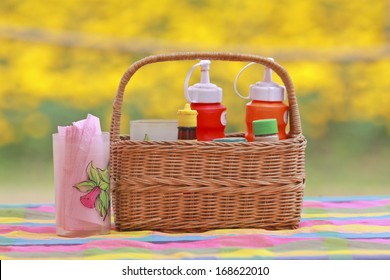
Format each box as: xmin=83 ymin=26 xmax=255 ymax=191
xmin=252 ymin=119 xmax=279 ymax=142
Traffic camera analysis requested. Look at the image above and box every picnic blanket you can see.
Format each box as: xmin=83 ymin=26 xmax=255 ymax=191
xmin=1 ymin=196 xmax=390 ymax=260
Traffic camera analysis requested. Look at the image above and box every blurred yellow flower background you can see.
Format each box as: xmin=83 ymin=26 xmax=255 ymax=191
xmin=0 ymin=0 xmax=389 ymax=201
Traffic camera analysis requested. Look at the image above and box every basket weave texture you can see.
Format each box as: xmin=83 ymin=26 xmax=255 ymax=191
xmin=110 ymin=52 xmax=306 ymax=232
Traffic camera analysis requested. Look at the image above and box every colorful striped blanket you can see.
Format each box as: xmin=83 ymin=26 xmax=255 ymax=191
xmin=1 ymin=196 xmax=390 ymax=259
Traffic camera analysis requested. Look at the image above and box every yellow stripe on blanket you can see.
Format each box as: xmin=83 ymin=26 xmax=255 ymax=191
xmin=302 ymin=212 xmax=390 ymax=218
xmin=0 ymin=217 xmax=55 ymax=224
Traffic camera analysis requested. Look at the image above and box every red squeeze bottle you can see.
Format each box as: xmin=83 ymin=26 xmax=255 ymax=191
xmin=184 ymin=60 xmax=227 ymax=141
xmin=234 ymin=58 xmax=288 ymax=141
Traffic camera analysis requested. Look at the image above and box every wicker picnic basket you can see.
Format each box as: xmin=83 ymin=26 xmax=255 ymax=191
xmin=110 ymin=52 xmax=306 ymax=232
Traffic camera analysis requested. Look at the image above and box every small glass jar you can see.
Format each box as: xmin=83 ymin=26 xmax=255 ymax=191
xmin=178 ymin=126 xmax=197 ymax=140
xmin=252 ymin=119 xmax=279 ymax=142
xmin=177 ymin=103 xmax=198 ymax=141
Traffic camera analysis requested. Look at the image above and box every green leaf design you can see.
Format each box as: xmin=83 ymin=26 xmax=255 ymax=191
xmin=100 ymin=181 xmax=109 ymax=191
xmin=98 ymin=166 xmax=109 ymax=184
xmin=95 ymin=197 xmax=104 ymax=218
xmin=94 ymin=190 xmax=110 ymax=220
xmin=87 ymin=161 xmax=100 ymax=185
xmin=73 ymin=180 xmax=96 ymax=192
xmin=99 ymin=190 xmax=110 ymax=211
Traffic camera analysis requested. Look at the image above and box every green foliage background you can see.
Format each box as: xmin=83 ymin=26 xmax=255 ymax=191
xmin=0 ymin=0 xmax=389 ymax=202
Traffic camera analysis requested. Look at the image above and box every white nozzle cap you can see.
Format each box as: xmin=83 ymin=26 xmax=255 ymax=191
xmin=185 ymin=60 xmax=222 ymax=103
xmin=249 ymin=58 xmax=285 ymax=101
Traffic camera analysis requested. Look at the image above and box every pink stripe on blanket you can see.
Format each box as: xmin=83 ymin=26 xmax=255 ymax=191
xmin=303 ymin=199 xmax=390 ymax=209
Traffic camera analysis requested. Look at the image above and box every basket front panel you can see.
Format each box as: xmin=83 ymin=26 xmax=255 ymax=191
xmin=111 ymin=137 xmax=306 ymax=232
xmin=112 ymin=179 xmax=304 ymax=232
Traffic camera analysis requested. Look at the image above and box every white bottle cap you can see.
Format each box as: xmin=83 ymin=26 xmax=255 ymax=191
xmin=249 ymin=58 xmax=285 ymax=101
xmin=185 ymin=60 xmax=222 ymax=103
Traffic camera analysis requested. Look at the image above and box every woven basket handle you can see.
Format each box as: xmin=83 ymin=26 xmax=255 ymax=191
xmin=110 ymin=52 xmax=302 ymax=142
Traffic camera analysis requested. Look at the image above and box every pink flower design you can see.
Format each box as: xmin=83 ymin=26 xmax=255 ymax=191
xmin=80 ymin=186 xmax=101 ymax=208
